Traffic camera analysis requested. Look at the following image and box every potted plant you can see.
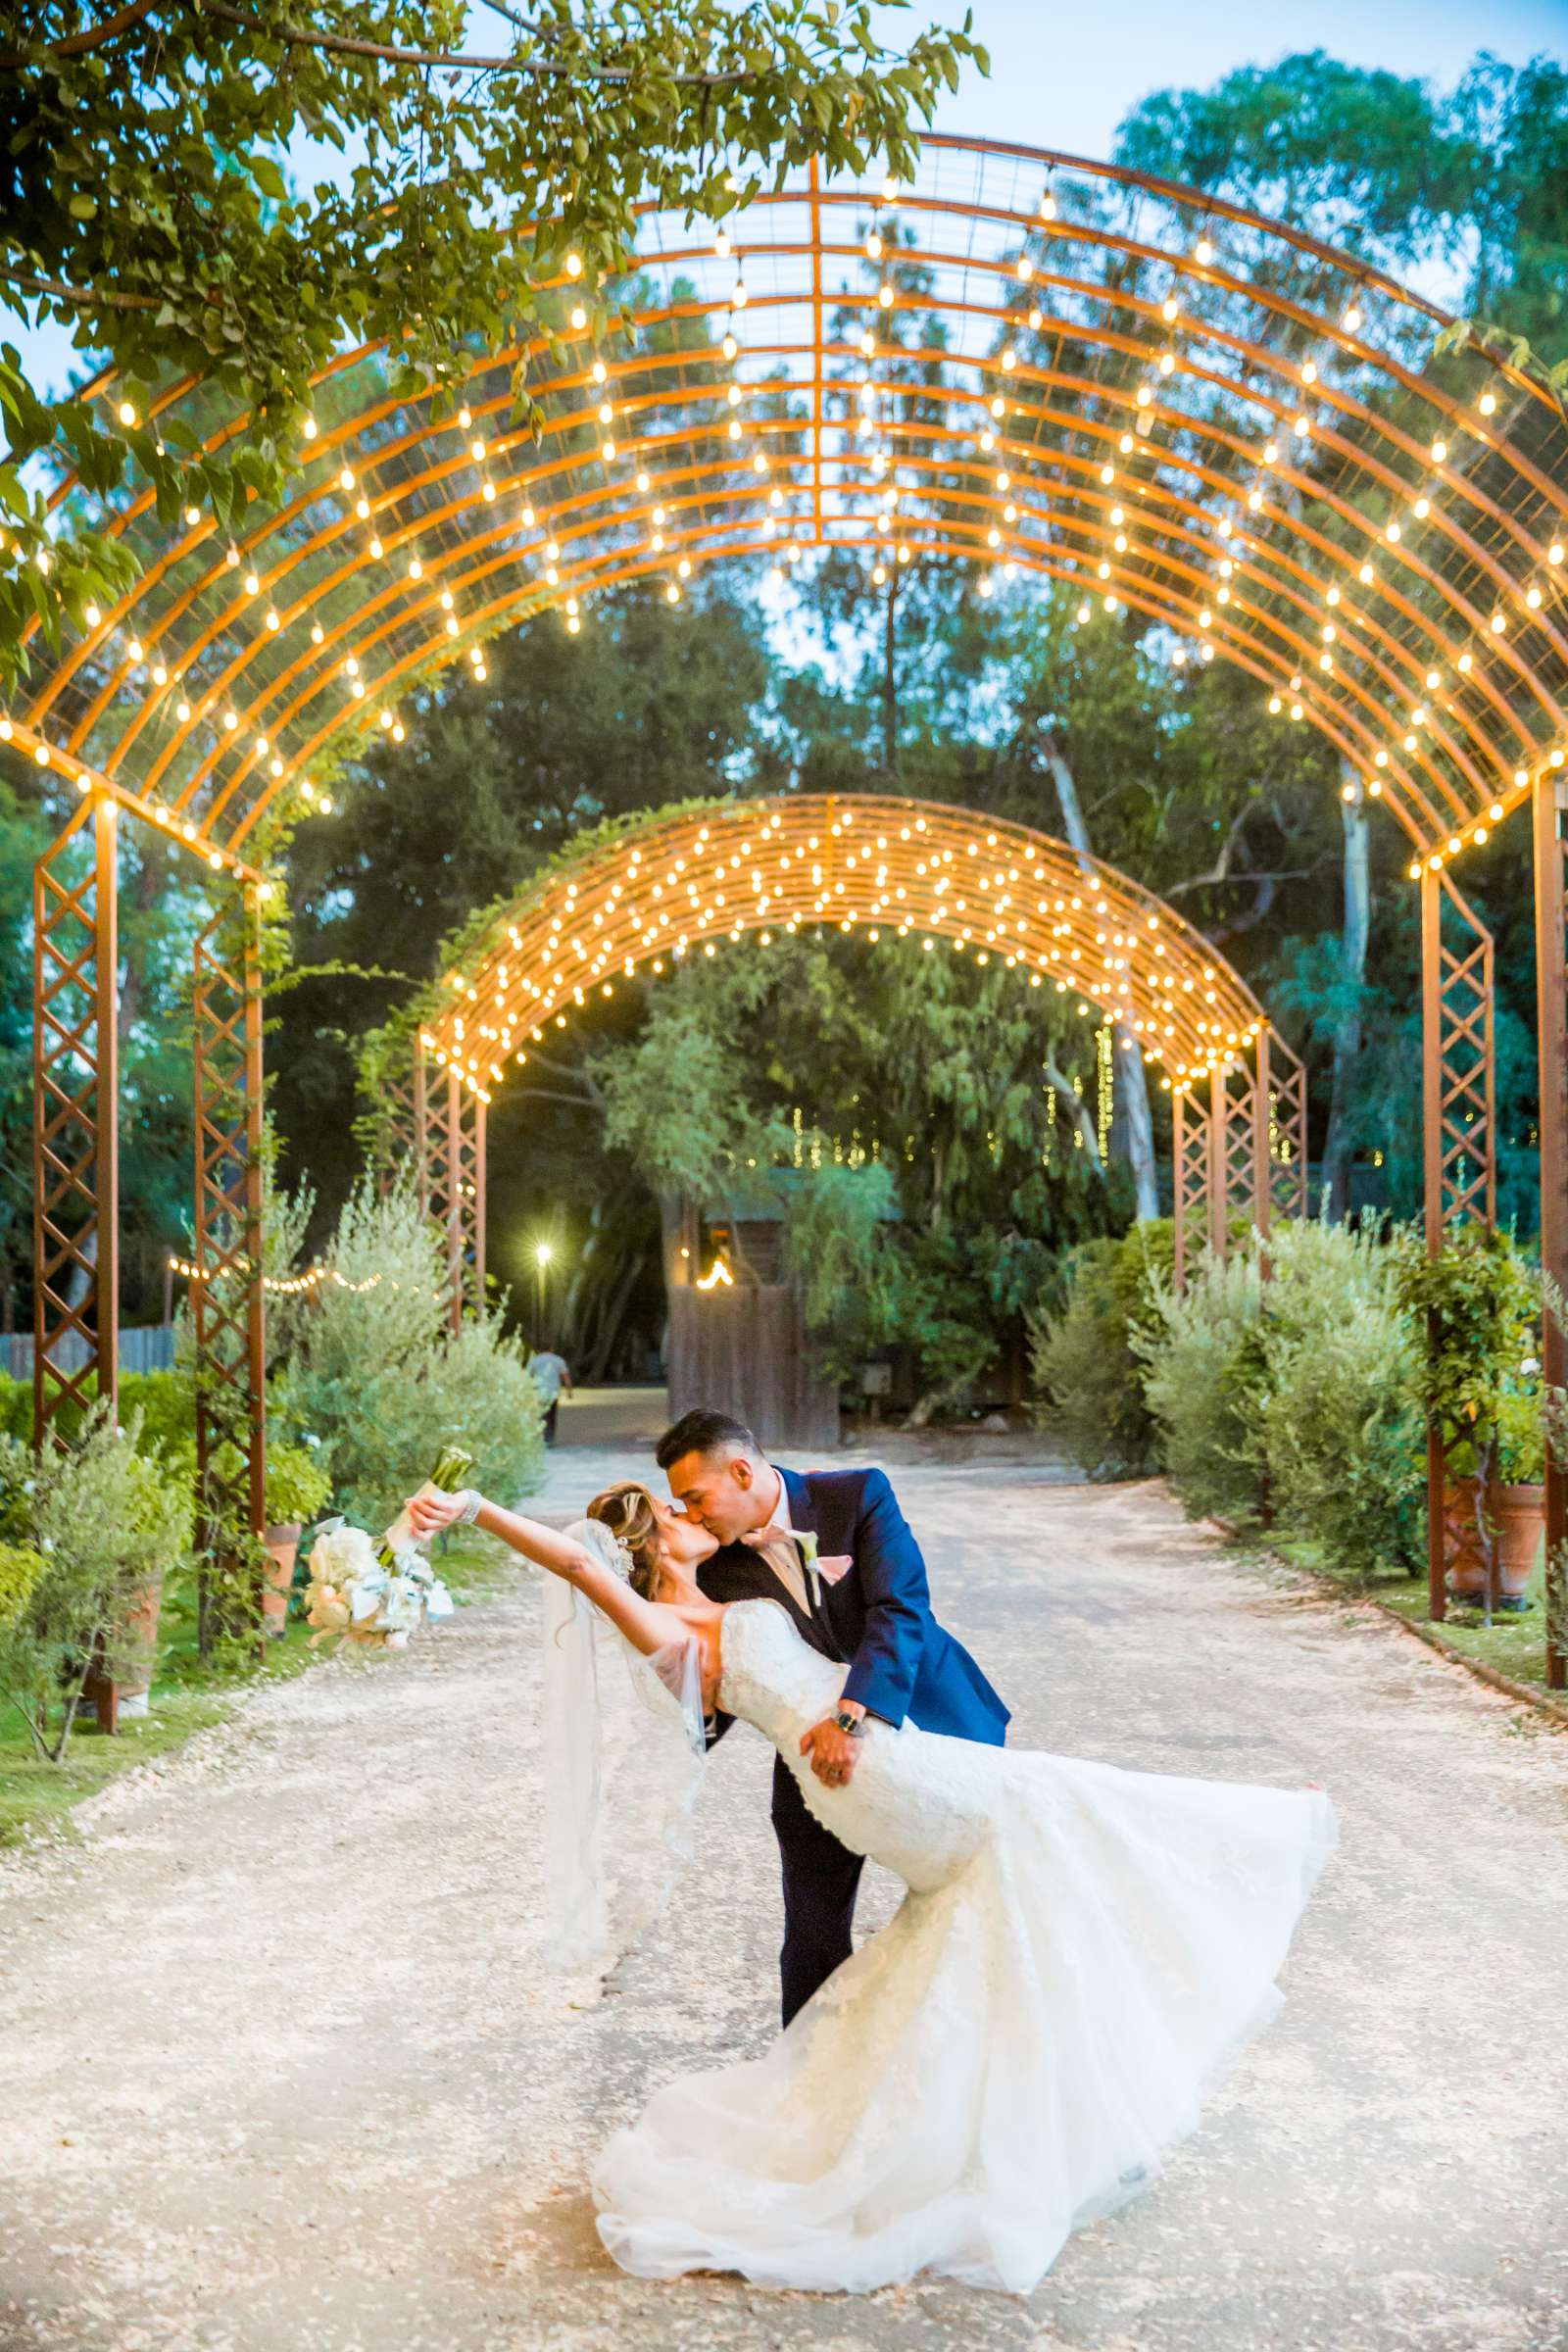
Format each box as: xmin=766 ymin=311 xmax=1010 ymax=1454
xmin=259 ymin=1440 xmax=333 ymax=1638
xmin=1396 ymin=1225 xmax=1556 ymax=1620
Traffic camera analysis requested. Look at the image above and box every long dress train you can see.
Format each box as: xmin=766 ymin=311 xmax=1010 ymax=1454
xmin=591 ymin=1598 xmax=1339 ymax=2296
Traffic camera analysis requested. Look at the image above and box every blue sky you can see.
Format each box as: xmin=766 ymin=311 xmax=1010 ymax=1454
xmin=15 ymin=0 xmax=1565 ymax=399
xmin=922 ymin=0 xmax=1564 ymax=157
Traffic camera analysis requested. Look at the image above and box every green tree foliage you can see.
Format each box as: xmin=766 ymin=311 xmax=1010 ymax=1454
xmin=0 ymin=0 xmax=984 ymax=677
xmin=272 ymin=1181 xmax=546 ymax=1526
xmin=0 ymin=1408 xmax=191 ymax=1762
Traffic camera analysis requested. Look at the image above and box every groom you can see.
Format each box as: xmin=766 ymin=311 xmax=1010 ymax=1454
xmin=657 ymin=1407 xmax=1009 ymax=2027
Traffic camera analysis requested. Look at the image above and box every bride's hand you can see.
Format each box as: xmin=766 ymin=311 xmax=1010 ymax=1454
xmin=407 ymin=1488 xmax=472 ymax=1538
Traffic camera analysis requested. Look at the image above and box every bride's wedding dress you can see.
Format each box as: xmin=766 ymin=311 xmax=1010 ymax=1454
xmin=592 ymin=1597 xmax=1339 ymax=2297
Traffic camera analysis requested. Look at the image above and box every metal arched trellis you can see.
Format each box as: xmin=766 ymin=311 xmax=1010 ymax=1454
xmin=10 ymin=138 xmax=1568 ymax=1698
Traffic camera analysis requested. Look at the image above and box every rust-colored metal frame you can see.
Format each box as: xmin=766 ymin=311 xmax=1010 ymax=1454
xmin=191 ymin=894 xmax=267 ymax=1657
xmin=11 ymin=140 xmax=1568 ymax=886
xmin=420 ymin=1061 xmax=486 ymax=1329
xmin=1420 ymin=867 xmax=1498 ymax=1626
xmin=374 ymin=1029 xmax=432 ymax=1210
xmin=31 ymin=796 xmax=119 ymax=1443
xmin=1170 ymin=1029 xmax=1309 ymax=1290
xmin=1533 ymin=771 xmax=1568 ymax=1688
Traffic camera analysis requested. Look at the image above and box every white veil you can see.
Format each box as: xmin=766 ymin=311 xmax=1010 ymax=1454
xmin=540 ymin=1518 xmax=709 ymax=1974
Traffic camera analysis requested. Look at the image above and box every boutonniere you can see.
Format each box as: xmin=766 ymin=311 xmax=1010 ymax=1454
xmin=795 ymin=1531 xmax=853 ymax=1602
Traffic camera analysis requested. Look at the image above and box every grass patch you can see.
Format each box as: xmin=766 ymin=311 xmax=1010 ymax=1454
xmin=0 ymin=1529 xmax=519 ymax=1851
xmin=1264 ymin=1530 xmax=1564 ymax=1711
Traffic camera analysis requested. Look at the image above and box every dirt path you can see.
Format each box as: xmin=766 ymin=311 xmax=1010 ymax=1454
xmin=4 ymin=1455 xmax=1568 ymax=2352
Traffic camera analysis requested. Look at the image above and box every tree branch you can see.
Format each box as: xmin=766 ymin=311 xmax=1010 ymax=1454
xmin=0 ymin=265 xmax=161 ymax=312
xmin=196 ymin=1 xmax=757 ymax=84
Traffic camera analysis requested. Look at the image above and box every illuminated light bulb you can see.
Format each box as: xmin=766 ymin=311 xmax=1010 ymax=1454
xmin=1247 ymin=487 xmax=1262 ymax=511
xmin=1101 ymin=464 xmax=1114 ymax=485
xmin=1326 ymin=584 xmax=1341 ymax=605
xmin=565 ymin=251 xmax=582 ymax=278
xmin=176 ymin=698 xmax=191 ymax=721
xmin=877 ymin=284 xmax=894 ymax=310
xmin=392 ymin=723 xmax=405 ymax=742
xmin=302 ymin=414 xmax=318 ymax=440
xmin=666 ymin=581 xmax=680 ymax=604
xmin=1294 ymin=414 xmax=1310 ymax=436
xmin=677 ymin=557 xmax=691 ymax=578
xmin=1550 ymin=543 xmax=1565 ymax=565
xmin=1040 ymin=190 xmax=1057 ymax=220
xmin=223 ymin=709 xmax=239 ymax=730
xmin=270 ymin=756 xmax=283 ymax=776
xmin=882 ymin=176 xmax=900 ymax=202
xmin=1515 ymin=767 xmax=1530 ymax=788
xmin=521 ymin=505 xmax=535 ymax=527
xmin=311 ymin=621 xmax=323 ymax=644
xmin=866 ymin=232 xmax=883 ymax=261
xmin=1528 ymin=582 xmax=1544 ymax=608
xmin=566 ymin=614 xmax=580 ymax=635
xmin=408 ymin=556 xmax=422 ymax=580
xmin=151 ymin=662 xmax=166 ymax=684
xmin=872 ymin=564 xmax=887 ymax=585
xmin=1412 ymin=497 xmax=1431 ymax=520
xmin=339 ymin=466 xmax=355 ymax=490
xmin=84 ymin=603 xmax=100 ymax=627
xmin=603 ymin=438 xmax=617 ymax=459
xmin=351 ymin=677 xmax=366 ymax=697
xmin=126 ymin=636 xmax=143 ymax=661
xmin=1029 ymin=306 xmax=1044 ymax=330
xmin=1479 ymin=389 xmax=1496 ymax=416
xmin=1343 ymin=304 xmax=1362 ymax=332
xmin=726 ymin=383 xmax=741 ymax=408
xmin=1268 ymin=696 xmax=1282 ymax=713
xmin=732 ymin=279 xmax=748 ymax=307
xmin=244 ymin=570 xmax=260 ymax=595
xmin=1158 ymin=351 xmax=1176 ymax=375
xmin=714 ymin=229 xmax=730 ymax=258
xmin=446 ymin=615 xmax=459 ymax=637
xmin=1492 ymin=800 xmax=1505 ymax=819
xmin=1368 ymin=777 xmax=1382 ymax=796
xmin=1160 ymin=296 xmax=1179 ymax=323
xmin=546 ymin=541 xmax=561 ymax=562
xmin=184 ymin=504 xmax=202 ymax=527
xmin=319 ymin=795 xmax=334 ymax=814
xmin=117 ymin=399 xmax=137 ymax=427
xmin=570 ymin=304 xmax=587 ymax=330
xmin=768 ymin=564 xmax=785 ymax=588
xmin=979 ymin=429 xmax=995 ymax=451
xmin=545 ymin=564 xmax=559 ymax=584
xmin=1195 ymin=235 xmax=1214 ymax=265
xmin=1301 ymin=361 xmax=1317 ymax=384
xmin=33 ymin=740 xmax=50 ymax=767
xmin=1492 ymin=612 xmax=1507 ymax=632
xmin=370 ymin=528 xmax=386 ymax=550
xmin=265 ymin=609 xmax=280 ymax=632
xmin=653 ymin=507 xmax=666 ymax=525
xmin=1263 ymin=440 xmax=1279 ymax=465
xmin=470 ymin=438 xmax=487 ymax=463
xmin=1358 ymin=562 xmax=1374 ymax=584
xmin=1136 ymin=384 xmax=1152 ymax=407
xmin=1342 ymin=780 xmax=1356 ymax=802
xmin=859 ymin=330 xmax=876 ymax=357
xmin=1457 ymin=651 xmax=1473 ymax=672
xmin=1017 ymin=256 xmax=1033 ymax=282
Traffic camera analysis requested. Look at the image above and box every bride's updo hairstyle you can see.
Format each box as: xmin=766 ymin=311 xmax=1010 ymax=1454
xmin=587 ymin=1481 xmax=664 ymax=1600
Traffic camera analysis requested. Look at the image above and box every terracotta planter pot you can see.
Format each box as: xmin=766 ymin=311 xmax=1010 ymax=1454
xmin=1443 ymin=1480 xmax=1545 ymax=1609
xmin=114 ymin=1574 xmax=165 ymax=1722
xmin=261 ymin=1523 xmax=303 ymax=1638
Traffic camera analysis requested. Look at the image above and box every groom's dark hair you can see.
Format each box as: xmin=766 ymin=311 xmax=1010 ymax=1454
xmin=657 ymin=1407 xmax=760 ymax=1469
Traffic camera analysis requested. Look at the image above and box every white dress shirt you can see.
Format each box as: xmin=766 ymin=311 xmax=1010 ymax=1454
xmin=752 ymin=1463 xmax=810 ymax=1616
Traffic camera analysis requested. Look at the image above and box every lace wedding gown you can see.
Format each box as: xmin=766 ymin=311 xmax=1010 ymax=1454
xmin=591 ymin=1598 xmax=1339 ymax=2297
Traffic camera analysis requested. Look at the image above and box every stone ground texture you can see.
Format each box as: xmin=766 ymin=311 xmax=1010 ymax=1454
xmin=3 ymin=1397 xmax=1568 ymax=2352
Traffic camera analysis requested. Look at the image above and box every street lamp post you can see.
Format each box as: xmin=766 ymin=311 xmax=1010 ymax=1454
xmin=534 ymin=1240 xmax=553 ymax=1348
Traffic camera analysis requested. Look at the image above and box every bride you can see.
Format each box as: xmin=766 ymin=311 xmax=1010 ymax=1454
xmin=407 ymin=1476 xmax=1340 ymax=2298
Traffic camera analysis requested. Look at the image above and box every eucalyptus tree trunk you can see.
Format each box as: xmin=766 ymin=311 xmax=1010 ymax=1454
xmin=1044 ymin=742 xmax=1159 ymax=1219
xmin=1321 ymin=768 xmax=1371 ymax=1220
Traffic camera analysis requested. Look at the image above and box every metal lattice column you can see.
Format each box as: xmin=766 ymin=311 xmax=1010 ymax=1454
xmin=1171 ymin=1086 xmax=1210 ymax=1293
xmin=1420 ymin=866 xmax=1497 ymax=1626
xmin=192 ymin=895 xmax=267 ymax=1656
xmin=375 ymin=1031 xmax=431 ymax=1210
xmin=427 ymin=1067 xmax=486 ymax=1328
xmin=1256 ymin=1030 xmax=1309 ymax=1227
xmin=1534 ymin=773 xmax=1568 ymax=1690
xmin=32 ymin=799 xmax=119 ymax=1444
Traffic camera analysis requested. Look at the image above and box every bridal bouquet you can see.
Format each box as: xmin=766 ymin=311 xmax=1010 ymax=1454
xmin=303 ymin=1445 xmax=473 ymax=1652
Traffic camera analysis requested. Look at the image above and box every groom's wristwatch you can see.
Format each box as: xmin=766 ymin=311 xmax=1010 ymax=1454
xmin=834 ymin=1708 xmax=867 ymax=1739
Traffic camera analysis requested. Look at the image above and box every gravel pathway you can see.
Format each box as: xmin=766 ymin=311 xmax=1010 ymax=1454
xmin=4 ymin=1450 xmax=1568 ymax=2352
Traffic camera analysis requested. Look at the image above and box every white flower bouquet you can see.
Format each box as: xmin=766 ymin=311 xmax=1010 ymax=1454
xmin=303 ymin=1445 xmax=471 ymax=1652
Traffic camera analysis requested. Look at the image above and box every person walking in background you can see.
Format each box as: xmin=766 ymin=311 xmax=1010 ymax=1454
xmin=527 ymin=1348 xmax=572 ymax=1446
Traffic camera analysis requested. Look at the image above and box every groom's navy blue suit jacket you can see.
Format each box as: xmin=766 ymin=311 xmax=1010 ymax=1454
xmin=697 ymin=1464 xmax=1008 ymax=1743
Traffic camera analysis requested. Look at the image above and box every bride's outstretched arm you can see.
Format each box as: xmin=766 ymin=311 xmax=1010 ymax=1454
xmin=404 ymin=1488 xmax=686 ymax=1662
